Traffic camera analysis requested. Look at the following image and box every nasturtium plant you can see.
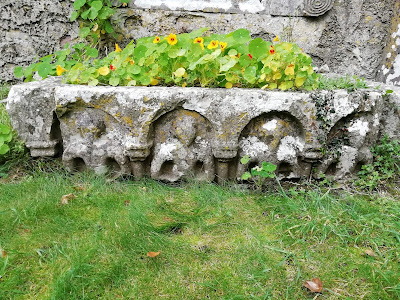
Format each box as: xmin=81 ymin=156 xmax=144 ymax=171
xmin=15 ymin=28 xmax=319 ymax=91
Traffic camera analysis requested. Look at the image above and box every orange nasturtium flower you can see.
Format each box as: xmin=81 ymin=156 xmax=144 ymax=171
xmin=269 ymin=45 xmax=275 ymax=55
xmin=207 ymin=40 xmax=219 ymax=50
xmin=115 ymin=43 xmax=122 ymax=52
xmin=166 ymin=34 xmax=178 ymax=45
xmin=220 ymin=41 xmax=227 ymax=51
xmin=129 ymin=59 xmax=135 ymax=65
xmin=273 ymin=36 xmax=280 ymax=42
xmin=153 ymin=36 xmax=161 ymax=43
xmin=56 ymin=65 xmax=67 ymax=76
xmin=194 ymin=37 xmax=205 ymax=50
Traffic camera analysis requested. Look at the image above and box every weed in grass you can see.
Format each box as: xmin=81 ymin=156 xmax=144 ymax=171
xmin=317 ymin=75 xmax=369 ymax=91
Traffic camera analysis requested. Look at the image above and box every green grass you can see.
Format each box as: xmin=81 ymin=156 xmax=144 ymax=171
xmin=1 ymin=172 xmax=399 ymax=299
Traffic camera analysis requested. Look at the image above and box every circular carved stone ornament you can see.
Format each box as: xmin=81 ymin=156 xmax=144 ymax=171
xmin=303 ymin=0 xmax=334 ymax=16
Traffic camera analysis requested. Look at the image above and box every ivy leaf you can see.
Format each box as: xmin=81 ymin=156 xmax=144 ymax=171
xmin=73 ymin=0 xmax=87 ymax=10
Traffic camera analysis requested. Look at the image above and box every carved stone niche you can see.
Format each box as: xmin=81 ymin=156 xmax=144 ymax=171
xmin=237 ymin=112 xmax=310 ymax=180
xmin=315 ymin=112 xmax=379 ymax=178
xmin=150 ymin=109 xmax=215 ymax=182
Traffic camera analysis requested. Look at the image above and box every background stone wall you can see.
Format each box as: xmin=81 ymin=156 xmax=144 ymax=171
xmin=0 ymin=0 xmax=398 ymax=85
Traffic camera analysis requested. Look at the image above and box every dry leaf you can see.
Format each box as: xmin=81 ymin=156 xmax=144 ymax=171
xmin=1 ymin=249 xmax=7 ymax=258
xmin=363 ymin=249 xmax=378 ymax=257
xmin=61 ymin=193 xmax=76 ymax=205
xmin=73 ymin=185 xmax=85 ymax=191
xmin=303 ymin=277 xmax=323 ymax=293
xmin=147 ymin=251 xmax=160 ymax=258
xmin=124 ymin=200 xmax=131 ymax=206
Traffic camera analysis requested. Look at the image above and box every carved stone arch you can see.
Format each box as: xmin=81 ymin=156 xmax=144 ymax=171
xmin=237 ymin=111 xmax=308 ymax=179
xmin=150 ymin=108 xmax=215 ymax=182
xmin=316 ymin=112 xmax=377 ymax=178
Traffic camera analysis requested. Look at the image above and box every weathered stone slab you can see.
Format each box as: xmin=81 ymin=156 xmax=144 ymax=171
xmin=6 ymin=78 xmax=400 ymax=182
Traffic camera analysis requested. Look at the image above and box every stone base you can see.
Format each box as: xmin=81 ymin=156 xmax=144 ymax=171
xmin=6 ymin=78 xmax=400 ymax=182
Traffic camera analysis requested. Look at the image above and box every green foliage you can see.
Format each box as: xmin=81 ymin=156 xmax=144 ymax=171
xmin=71 ymin=0 xmax=130 ymax=42
xmin=355 ymin=135 xmax=400 ymax=190
xmin=57 ymin=29 xmax=319 ymax=89
xmin=240 ymin=156 xmax=278 ymax=190
xmin=14 ymin=43 xmax=100 ymax=81
xmin=317 ymin=75 xmax=368 ymax=91
xmin=0 ymin=124 xmax=12 ymax=155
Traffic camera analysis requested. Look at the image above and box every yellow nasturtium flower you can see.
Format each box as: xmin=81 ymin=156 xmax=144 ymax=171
xmin=153 ymin=36 xmax=161 ymax=43
xmin=273 ymin=36 xmax=280 ymax=42
xmin=194 ymin=37 xmax=204 ymax=50
xmin=284 ymin=64 xmax=295 ymax=76
xmin=115 ymin=43 xmax=122 ymax=52
xmin=56 ymin=65 xmax=67 ymax=76
xmin=98 ymin=66 xmax=110 ymax=76
xmin=166 ymin=33 xmax=178 ymax=45
xmin=220 ymin=42 xmax=227 ymax=51
xmin=207 ymin=40 xmax=219 ymax=49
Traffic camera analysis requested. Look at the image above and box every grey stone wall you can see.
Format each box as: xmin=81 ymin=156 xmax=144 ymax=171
xmin=0 ymin=0 xmax=398 ymax=84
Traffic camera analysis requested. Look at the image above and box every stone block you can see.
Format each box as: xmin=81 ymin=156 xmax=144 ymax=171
xmin=6 ymin=78 xmax=400 ymax=182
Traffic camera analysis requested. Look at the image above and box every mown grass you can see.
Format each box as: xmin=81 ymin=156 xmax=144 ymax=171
xmin=1 ymin=172 xmax=399 ymax=299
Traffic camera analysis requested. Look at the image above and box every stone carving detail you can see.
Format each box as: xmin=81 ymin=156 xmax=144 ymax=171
xmin=151 ymin=109 xmax=214 ymax=182
xmin=237 ymin=113 xmax=307 ymax=179
xmin=316 ymin=113 xmax=378 ymax=177
xmin=6 ymin=79 xmax=400 ymax=182
xmin=302 ymin=0 xmax=334 ymax=17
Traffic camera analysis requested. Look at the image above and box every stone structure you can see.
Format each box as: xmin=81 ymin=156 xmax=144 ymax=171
xmin=6 ymin=78 xmax=400 ymax=182
xmin=1 ymin=0 xmax=399 ymax=85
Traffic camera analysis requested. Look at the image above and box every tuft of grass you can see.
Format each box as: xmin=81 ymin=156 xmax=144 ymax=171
xmin=0 ymin=173 xmax=399 ymax=299
xmin=317 ymin=75 xmax=369 ymax=91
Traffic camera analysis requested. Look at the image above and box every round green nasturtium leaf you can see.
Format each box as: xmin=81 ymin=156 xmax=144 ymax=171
xmin=90 ymin=1 xmax=103 ymax=11
xmin=14 ymin=66 xmax=24 ymax=78
xmin=134 ymin=45 xmax=147 ymax=59
xmin=139 ymin=76 xmax=151 ymax=86
xmin=228 ymin=49 xmax=238 ymax=56
xmin=37 ymin=62 xmax=52 ymax=78
xmin=239 ymin=55 xmax=251 ymax=68
xmin=232 ymin=29 xmax=251 ymax=43
xmin=88 ymin=7 xmax=99 ymax=19
xmin=86 ymin=47 xmax=99 ymax=58
xmin=80 ymin=9 xmax=90 ymax=20
xmin=249 ymin=38 xmax=268 ymax=60
xmin=70 ymin=11 xmax=79 ymax=21
xmin=220 ymin=59 xmax=237 ymax=72
xmin=88 ymin=79 xmax=99 ymax=86
xmin=79 ymin=27 xmax=91 ymax=38
xmin=98 ymin=7 xmax=114 ymax=19
xmin=244 ymin=66 xmax=257 ymax=84
xmin=109 ymin=77 xmax=120 ymax=86
xmin=0 ymin=144 xmax=10 ymax=155
xmin=127 ymin=65 xmax=141 ymax=75
xmin=73 ymin=0 xmax=86 ymax=10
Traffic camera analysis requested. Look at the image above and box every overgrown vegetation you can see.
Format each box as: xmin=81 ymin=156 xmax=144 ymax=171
xmin=317 ymin=75 xmax=369 ymax=91
xmin=355 ymin=135 xmax=400 ymax=190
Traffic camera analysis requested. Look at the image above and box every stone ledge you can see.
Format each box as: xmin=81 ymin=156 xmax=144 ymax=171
xmin=6 ymin=78 xmax=400 ymax=182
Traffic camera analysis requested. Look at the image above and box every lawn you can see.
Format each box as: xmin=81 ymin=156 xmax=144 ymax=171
xmin=1 ymin=171 xmax=399 ymax=299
